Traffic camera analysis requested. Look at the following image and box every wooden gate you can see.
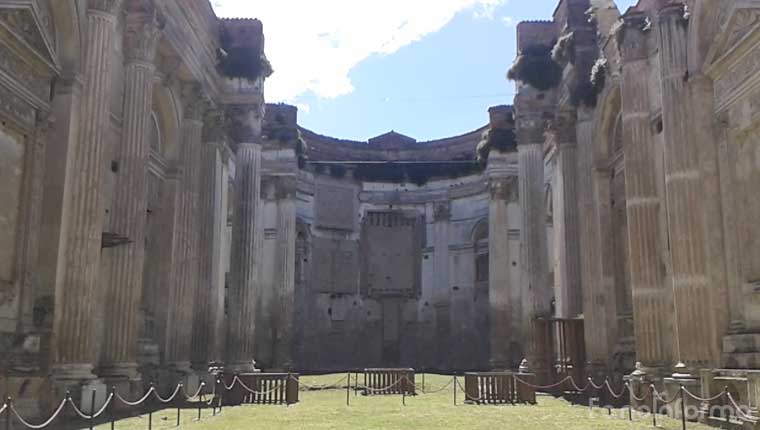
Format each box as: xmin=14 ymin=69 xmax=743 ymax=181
xmin=222 ymin=373 xmax=299 ymax=405
xmin=362 ymin=368 xmax=415 ymax=395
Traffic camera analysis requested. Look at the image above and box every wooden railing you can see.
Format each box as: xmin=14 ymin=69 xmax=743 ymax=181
xmin=362 ymin=368 xmax=415 ymax=395
xmin=222 ymin=373 xmax=299 ymax=405
xmin=464 ymin=372 xmax=536 ymax=404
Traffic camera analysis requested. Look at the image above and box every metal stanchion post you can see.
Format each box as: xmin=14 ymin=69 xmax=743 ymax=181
xmin=89 ymin=389 xmax=97 ymax=430
xmin=628 ymin=385 xmax=633 ymax=422
xmin=402 ymin=387 xmax=406 ymax=406
xmin=346 ymin=373 xmax=350 ymax=406
xmin=198 ymin=392 xmax=203 ymax=421
xmin=148 ymin=382 xmax=154 ymax=430
xmin=651 ymin=385 xmax=657 ymax=428
xmin=680 ymin=386 xmax=686 ymax=430
xmin=422 ymin=372 xmax=425 ymax=392
xmin=453 ymin=376 xmax=457 ymax=406
xmin=218 ymin=380 xmax=223 ymax=414
xmin=111 ymin=386 xmax=116 ymax=430
xmin=5 ymin=397 xmax=12 ymax=430
xmin=177 ymin=384 xmax=182 ymax=427
xmin=724 ymin=387 xmax=730 ymax=430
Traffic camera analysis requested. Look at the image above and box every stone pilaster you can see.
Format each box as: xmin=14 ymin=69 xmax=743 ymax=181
xmin=16 ymin=113 xmax=53 ymax=333
xmin=164 ymin=83 xmax=205 ymax=374
xmin=226 ymin=142 xmax=262 ymax=371
xmin=53 ymin=0 xmax=123 ymax=383
xmin=432 ymin=200 xmax=451 ymax=369
xmin=517 ymin=141 xmax=550 ymax=382
xmin=100 ymin=5 xmax=161 ymax=382
xmin=657 ymin=5 xmax=715 ymax=368
xmin=487 ymin=153 xmax=516 ymax=369
xmin=619 ymin=14 xmax=673 ymax=369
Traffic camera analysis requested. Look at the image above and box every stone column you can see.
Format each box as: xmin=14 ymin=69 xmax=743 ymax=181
xmin=226 ymin=142 xmax=262 ymax=371
xmin=191 ymin=108 xmax=227 ymax=369
xmin=273 ymin=176 xmax=297 ymax=369
xmin=517 ymin=140 xmax=550 ymax=382
xmin=164 ymin=84 xmax=205 ymax=374
xmin=619 ymin=14 xmax=673 ymax=370
xmin=53 ymin=0 xmax=123 ymax=383
xmin=487 ymin=154 xmax=515 ymax=369
xmin=100 ymin=5 xmax=161 ymax=383
xmin=551 ymin=118 xmax=582 ymax=318
xmin=657 ymin=5 xmax=715 ymax=368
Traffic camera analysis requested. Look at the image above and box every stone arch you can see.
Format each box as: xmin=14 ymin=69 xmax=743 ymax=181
xmin=593 ymin=81 xmax=622 ymax=162
xmin=151 ymin=83 xmax=181 ymax=162
xmin=472 ymin=217 xmax=489 ymax=284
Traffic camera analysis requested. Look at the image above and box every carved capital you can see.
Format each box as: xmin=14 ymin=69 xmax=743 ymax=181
xmin=490 ymin=176 xmax=518 ymax=202
xmin=225 ymin=103 xmax=264 ymax=146
xmin=180 ymin=82 xmax=209 ymax=121
xmin=87 ymin=0 xmax=123 ymax=14
xmin=123 ymin=3 xmax=164 ymax=64
xmin=433 ymin=201 xmax=451 ymax=222
xmin=34 ymin=111 xmax=54 ymax=148
xmin=617 ymin=14 xmax=650 ymax=62
xmin=203 ymin=106 xmax=229 ymax=143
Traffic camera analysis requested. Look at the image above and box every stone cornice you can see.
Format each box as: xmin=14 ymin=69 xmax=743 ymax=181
xmin=87 ymin=0 xmax=123 ymax=14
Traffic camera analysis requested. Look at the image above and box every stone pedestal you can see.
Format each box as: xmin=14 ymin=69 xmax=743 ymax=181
xmin=664 ymin=366 xmax=701 ymax=421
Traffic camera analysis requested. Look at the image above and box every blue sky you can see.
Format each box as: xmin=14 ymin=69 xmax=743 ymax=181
xmin=213 ymin=1 xmax=637 ymax=141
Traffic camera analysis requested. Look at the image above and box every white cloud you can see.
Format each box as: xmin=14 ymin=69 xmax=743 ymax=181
xmin=502 ymin=16 xmax=515 ymax=27
xmin=212 ymin=0 xmax=507 ymax=103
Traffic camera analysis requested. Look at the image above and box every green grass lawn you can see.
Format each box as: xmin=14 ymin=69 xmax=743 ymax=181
xmin=94 ymin=374 xmax=714 ymax=430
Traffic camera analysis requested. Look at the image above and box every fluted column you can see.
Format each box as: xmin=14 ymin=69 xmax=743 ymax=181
xmin=657 ymin=5 xmax=717 ymax=367
xmin=619 ymin=15 xmax=673 ymax=369
xmin=487 ymin=157 xmax=515 ymax=369
xmin=165 ymin=84 xmax=205 ymax=373
xmin=552 ymin=136 xmax=582 ymax=318
xmin=191 ymin=109 xmax=226 ymax=369
xmin=227 ymin=142 xmax=262 ymax=371
xmin=518 ymin=141 xmax=550 ymax=381
xmin=273 ymin=178 xmax=297 ymax=369
xmin=53 ymin=0 xmax=122 ymax=382
xmin=100 ymin=5 xmax=161 ymax=381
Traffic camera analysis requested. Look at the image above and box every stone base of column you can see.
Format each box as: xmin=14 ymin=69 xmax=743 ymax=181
xmin=99 ymin=363 xmax=143 ymax=410
xmin=624 ymin=363 xmax=668 ymax=409
xmin=663 ymin=368 xmax=700 ymax=422
xmin=51 ymin=366 xmax=108 ymax=417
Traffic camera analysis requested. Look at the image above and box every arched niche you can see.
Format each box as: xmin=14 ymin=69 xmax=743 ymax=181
xmin=472 ymin=218 xmax=489 ymax=286
xmin=151 ymin=83 xmax=181 ymax=163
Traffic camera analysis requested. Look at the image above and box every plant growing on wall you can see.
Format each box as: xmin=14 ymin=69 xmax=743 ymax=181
xmin=476 ymin=128 xmax=517 ymax=162
xmin=551 ymin=32 xmax=576 ymax=65
xmin=217 ymin=26 xmax=274 ymax=81
xmin=507 ymin=44 xmax=563 ymax=91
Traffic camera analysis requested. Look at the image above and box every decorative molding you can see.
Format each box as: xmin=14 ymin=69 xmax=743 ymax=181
xmin=87 ymin=0 xmax=123 ymax=14
xmin=0 ymin=41 xmax=50 ymax=101
xmin=0 ymin=82 xmax=36 ymax=129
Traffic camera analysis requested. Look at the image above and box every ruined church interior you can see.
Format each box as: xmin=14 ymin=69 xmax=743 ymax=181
xmin=1 ymin=0 xmax=760 ymax=427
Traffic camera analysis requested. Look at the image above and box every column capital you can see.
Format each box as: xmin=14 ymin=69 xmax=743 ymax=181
xmin=123 ymin=4 xmax=163 ymax=65
xmin=203 ymin=106 xmax=229 ymax=143
xmin=180 ymin=81 xmax=209 ymax=122
xmin=87 ymin=0 xmax=123 ymax=14
xmin=617 ymin=13 xmax=651 ymax=63
xmin=489 ymin=176 xmax=518 ymax=202
xmin=225 ymin=103 xmax=264 ymax=146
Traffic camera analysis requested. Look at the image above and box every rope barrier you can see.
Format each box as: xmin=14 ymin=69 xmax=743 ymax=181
xmin=513 ymin=375 xmax=572 ymax=390
xmin=627 ymin=383 xmax=650 ymax=402
xmin=9 ymin=399 xmax=66 ymax=430
xmin=651 ymin=386 xmax=680 ymax=405
xmin=182 ymin=382 xmax=206 ymax=400
xmin=115 ymin=385 xmax=155 ymax=407
xmin=588 ymin=378 xmax=605 ymax=390
xmin=570 ymin=378 xmax=590 ymax=392
xmin=154 ymin=384 xmax=182 ymax=404
xmin=355 ymin=377 xmax=406 ymax=393
xmin=605 ymin=380 xmax=626 ymax=399
xmin=295 ymin=374 xmax=348 ymax=391
xmin=727 ymin=393 xmax=756 ymax=421
xmin=681 ymin=387 xmax=727 ymax=402
xmin=409 ymin=377 xmax=455 ymax=395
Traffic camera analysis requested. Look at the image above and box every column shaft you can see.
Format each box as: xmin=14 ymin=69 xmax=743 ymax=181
xmin=620 ymin=20 xmax=673 ymax=367
xmin=518 ymin=143 xmax=550 ymax=379
xmin=227 ymin=143 xmax=262 ymax=370
xmin=101 ymin=12 xmax=159 ymax=378
xmin=553 ymin=144 xmax=582 ymax=318
xmin=273 ymin=189 xmax=296 ymax=368
xmin=53 ymin=2 xmax=121 ymax=379
xmin=488 ymin=175 xmax=513 ymax=368
xmin=657 ymin=6 xmax=717 ymax=366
